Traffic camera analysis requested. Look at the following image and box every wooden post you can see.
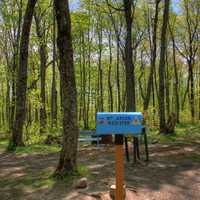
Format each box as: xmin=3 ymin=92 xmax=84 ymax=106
xmin=115 ymin=135 xmax=125 ymax=200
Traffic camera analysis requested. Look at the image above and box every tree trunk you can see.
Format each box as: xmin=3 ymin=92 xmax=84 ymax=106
xmin=11 ymin=0 xmax=37 ymax=148
xmin=51 ymin=8 xmax=58 ymax=127
xmin=81 ymin=31 xmax=87 ymax=128
xmin=116 ymin=38 xmax=121 ymax=111
xmin=97 ymin=20 xmax=104 ymax=112
xmin=158 ymin=0 xmax=170 ymax=133
xmin=165 ymin=55 xmax=170 ymax=118
xmin=199 ymin=66 xmax=200 ymax=120
xmin=108 ymin=29 xmax=113 ymax=112
xmin=144 ymin=0 xmax=160 ymax=111
xmin=86 ymin=25 xmax=91 ymax=128
xmin=34 ymin=13 xmax=47 ymax=133
xmin=171 ymin=31 xmax=180 ymax=123
xmin=123 ymin=0 xmax=136 ymax=112
xmin=54 ymin=0 xmax=79 ymax=174
xmin=188 ymin=60 xmax=195 ymax=120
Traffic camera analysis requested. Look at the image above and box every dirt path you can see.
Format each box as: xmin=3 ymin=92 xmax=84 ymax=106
xmin=0 ymin=142 xmax=200 ymax=200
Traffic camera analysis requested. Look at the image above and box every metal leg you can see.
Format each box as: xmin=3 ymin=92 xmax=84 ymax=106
xmin=136 ymin=137 xmax=140 ymax=160
xmin=97 ymin=136 xmax=100 ymax=147
xmin=133 ymin=137 xmax=137 ymax=163
xmin=125 ymin=137 xmax=130 ymax=162
xmin=144 ymin=130 xmax=149 ymax=162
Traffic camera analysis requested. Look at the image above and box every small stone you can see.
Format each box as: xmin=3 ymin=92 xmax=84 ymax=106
xmin=109 ymin=184 xmax=126 ymax=200
xmin=75 ymin=177 xmax=88 ymax=189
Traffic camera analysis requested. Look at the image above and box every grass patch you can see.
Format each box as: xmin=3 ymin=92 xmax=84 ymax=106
xmin=15 ymin=144 xmax=61 ymax=154
xmin=0 ymin=138 xmax=9 ymax=152
xmin=0 ymin=138 xmax=61 ymax=154
xmin=185 ymin=154 xmax=200 ymax=162
xmin=53 ymin=164 xmax=89 ymax=180
xmin=0 ymin=138 xmax=8 ymax=146
xmin=0 ymin=161 xmax=89 ymax=190
xmin=0 ymin=169 xmax=56 ymax=189
xmin=0 ymin=136 xmax=61 ymax=154
xmin=148 ymin=122 xmax=200 ymax=144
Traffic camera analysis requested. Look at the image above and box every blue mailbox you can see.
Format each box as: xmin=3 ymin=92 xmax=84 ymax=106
xmin=96 ymin=112 xmax=143 ymax=135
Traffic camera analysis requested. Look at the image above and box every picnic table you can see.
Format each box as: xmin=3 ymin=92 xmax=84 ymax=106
xmin=79 ymin=130 xmax=101 ymax=147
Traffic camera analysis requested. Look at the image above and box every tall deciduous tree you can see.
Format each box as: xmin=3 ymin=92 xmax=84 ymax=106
xmin=51 ymin=7 xmax=58 ymax=127
xmin=54 ymin=0 xmax=79 ymax=174
xmin=144 ymin=0 xmax=160 ymax=111
xmin=34 ymin=10 xmax=47 ymax=133
xmin=11 ymin=0 xmax=37 ymax=148
xmin=123 ymin=0 xmax=136 ymax=112
xmin=158 ymin=0 xmax=170 ymax=133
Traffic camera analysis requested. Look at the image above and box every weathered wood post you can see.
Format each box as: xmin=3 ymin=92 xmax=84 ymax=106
xmin=115 ymin=134 xmax=124 ymax=200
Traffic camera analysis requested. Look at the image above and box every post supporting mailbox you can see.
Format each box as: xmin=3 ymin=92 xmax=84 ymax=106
xmin=96 ymin=112 xmax=143 ymax=200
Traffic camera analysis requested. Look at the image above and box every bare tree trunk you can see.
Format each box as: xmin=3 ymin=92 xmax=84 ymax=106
xmin=199 ymin=66 xmax=200 ymax=120
xmin=171 ymin=30 xmax=180 ymax=123
xmin=86 ymin=25 xmax=91 ymax=128
xmin=108 ymin=29 xmax=113 ymax=112
xmin=34 ymin=13 xmax=47 ymax=133
xmin=188 ymin=60 xmax=195 ymax=120
xmin=51 ymin=9 xmax=57 ymax=127
xmin=158 ymin=0 xmax=170 ymax=133
xmin=97 ymin=19 xmax=104 ymax=112
xmin=165 ymin=54 xmax=170 ymax=118
xmin=123 ymin=0 xmax=136 ymax=112
xmin=54 ymin=0 xmax=79 ymax=174
xmin=11 ymin=0 xmax=37 ymax=148
xmin=81 ymin=31 xmax=87 ymax=128
xmin=116 ymin=39 xmax=121 ymax=111
xmin=144 ymin=0 xmax=160 ymax=111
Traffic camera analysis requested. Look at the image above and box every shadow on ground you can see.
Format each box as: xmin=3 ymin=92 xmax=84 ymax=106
xmin=0 ymin=142 xmax=200 ymax=200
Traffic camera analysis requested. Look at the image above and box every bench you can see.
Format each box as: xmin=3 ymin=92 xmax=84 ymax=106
xmin=79 ymin=130 xmax=101 ymax=147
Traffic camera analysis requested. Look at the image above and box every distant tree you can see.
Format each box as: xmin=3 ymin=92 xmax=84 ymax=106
xmin=144 ymin=0 xmax=160 ymax=112
xmin=34 ymin=9 xmax=48 ymax=133
xmin=51 ymin=7 xmax=58 ymax=127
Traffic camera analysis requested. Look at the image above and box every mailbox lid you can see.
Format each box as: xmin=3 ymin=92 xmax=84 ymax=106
xmin=96 ymin=112 xmax=143 ymax=135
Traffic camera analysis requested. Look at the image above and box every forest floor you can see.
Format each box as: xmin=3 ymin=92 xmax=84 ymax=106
xmin=0 ymin=123 xmax=200 ymax=200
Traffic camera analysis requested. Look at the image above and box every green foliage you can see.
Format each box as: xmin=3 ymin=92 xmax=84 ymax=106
xmin=148 ymin=123 xmax=200 ymax=144
xmin=0 ymin=0 xmax=200 ymax=145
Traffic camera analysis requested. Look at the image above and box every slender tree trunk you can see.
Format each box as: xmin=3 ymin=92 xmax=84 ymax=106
xmin=116 ymin=37 xmax=121 ymax=111
xmin=7 ymin=0 xmax=23 ymax=132
xmin=123 ymin=0 xmax=136 ymax=112
xmin=108 ymin=29 xmax=113 ymax=112
xmin=79 ymin=35 xmax=83 ymax=122
xmin=97 ymin=20 xmax=104 ymax=112
xmin=6 ymin=79 xmax=10 ymax=130
xmin=81 ymin=32 xmax=87 ymax=128
xmin=34 ymin=13 xmax=47 ymax=133
xmin=188 ymin=60 xmax=195 ymax=120
xmin=86 ymin=25 xmax=91 ymax=128
xmin=11 ymin=0 xmax=37 ymax=148
xmin=54 ymin=0 xmax=79 ymax=174
xmin=158 ymin=0 xmax=170 ymax=133
xmin=171 ymin=32 xmax=180 ymax=123
xmin=144 ymin=0 xmax=160 ymax=111
xmin=199 ymin=66 xmax=200 ymax=120
xmin=51 ymin=9 xmax=58 ymax=127
xmin=165 ymin=55 xmax=170 ymax=118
